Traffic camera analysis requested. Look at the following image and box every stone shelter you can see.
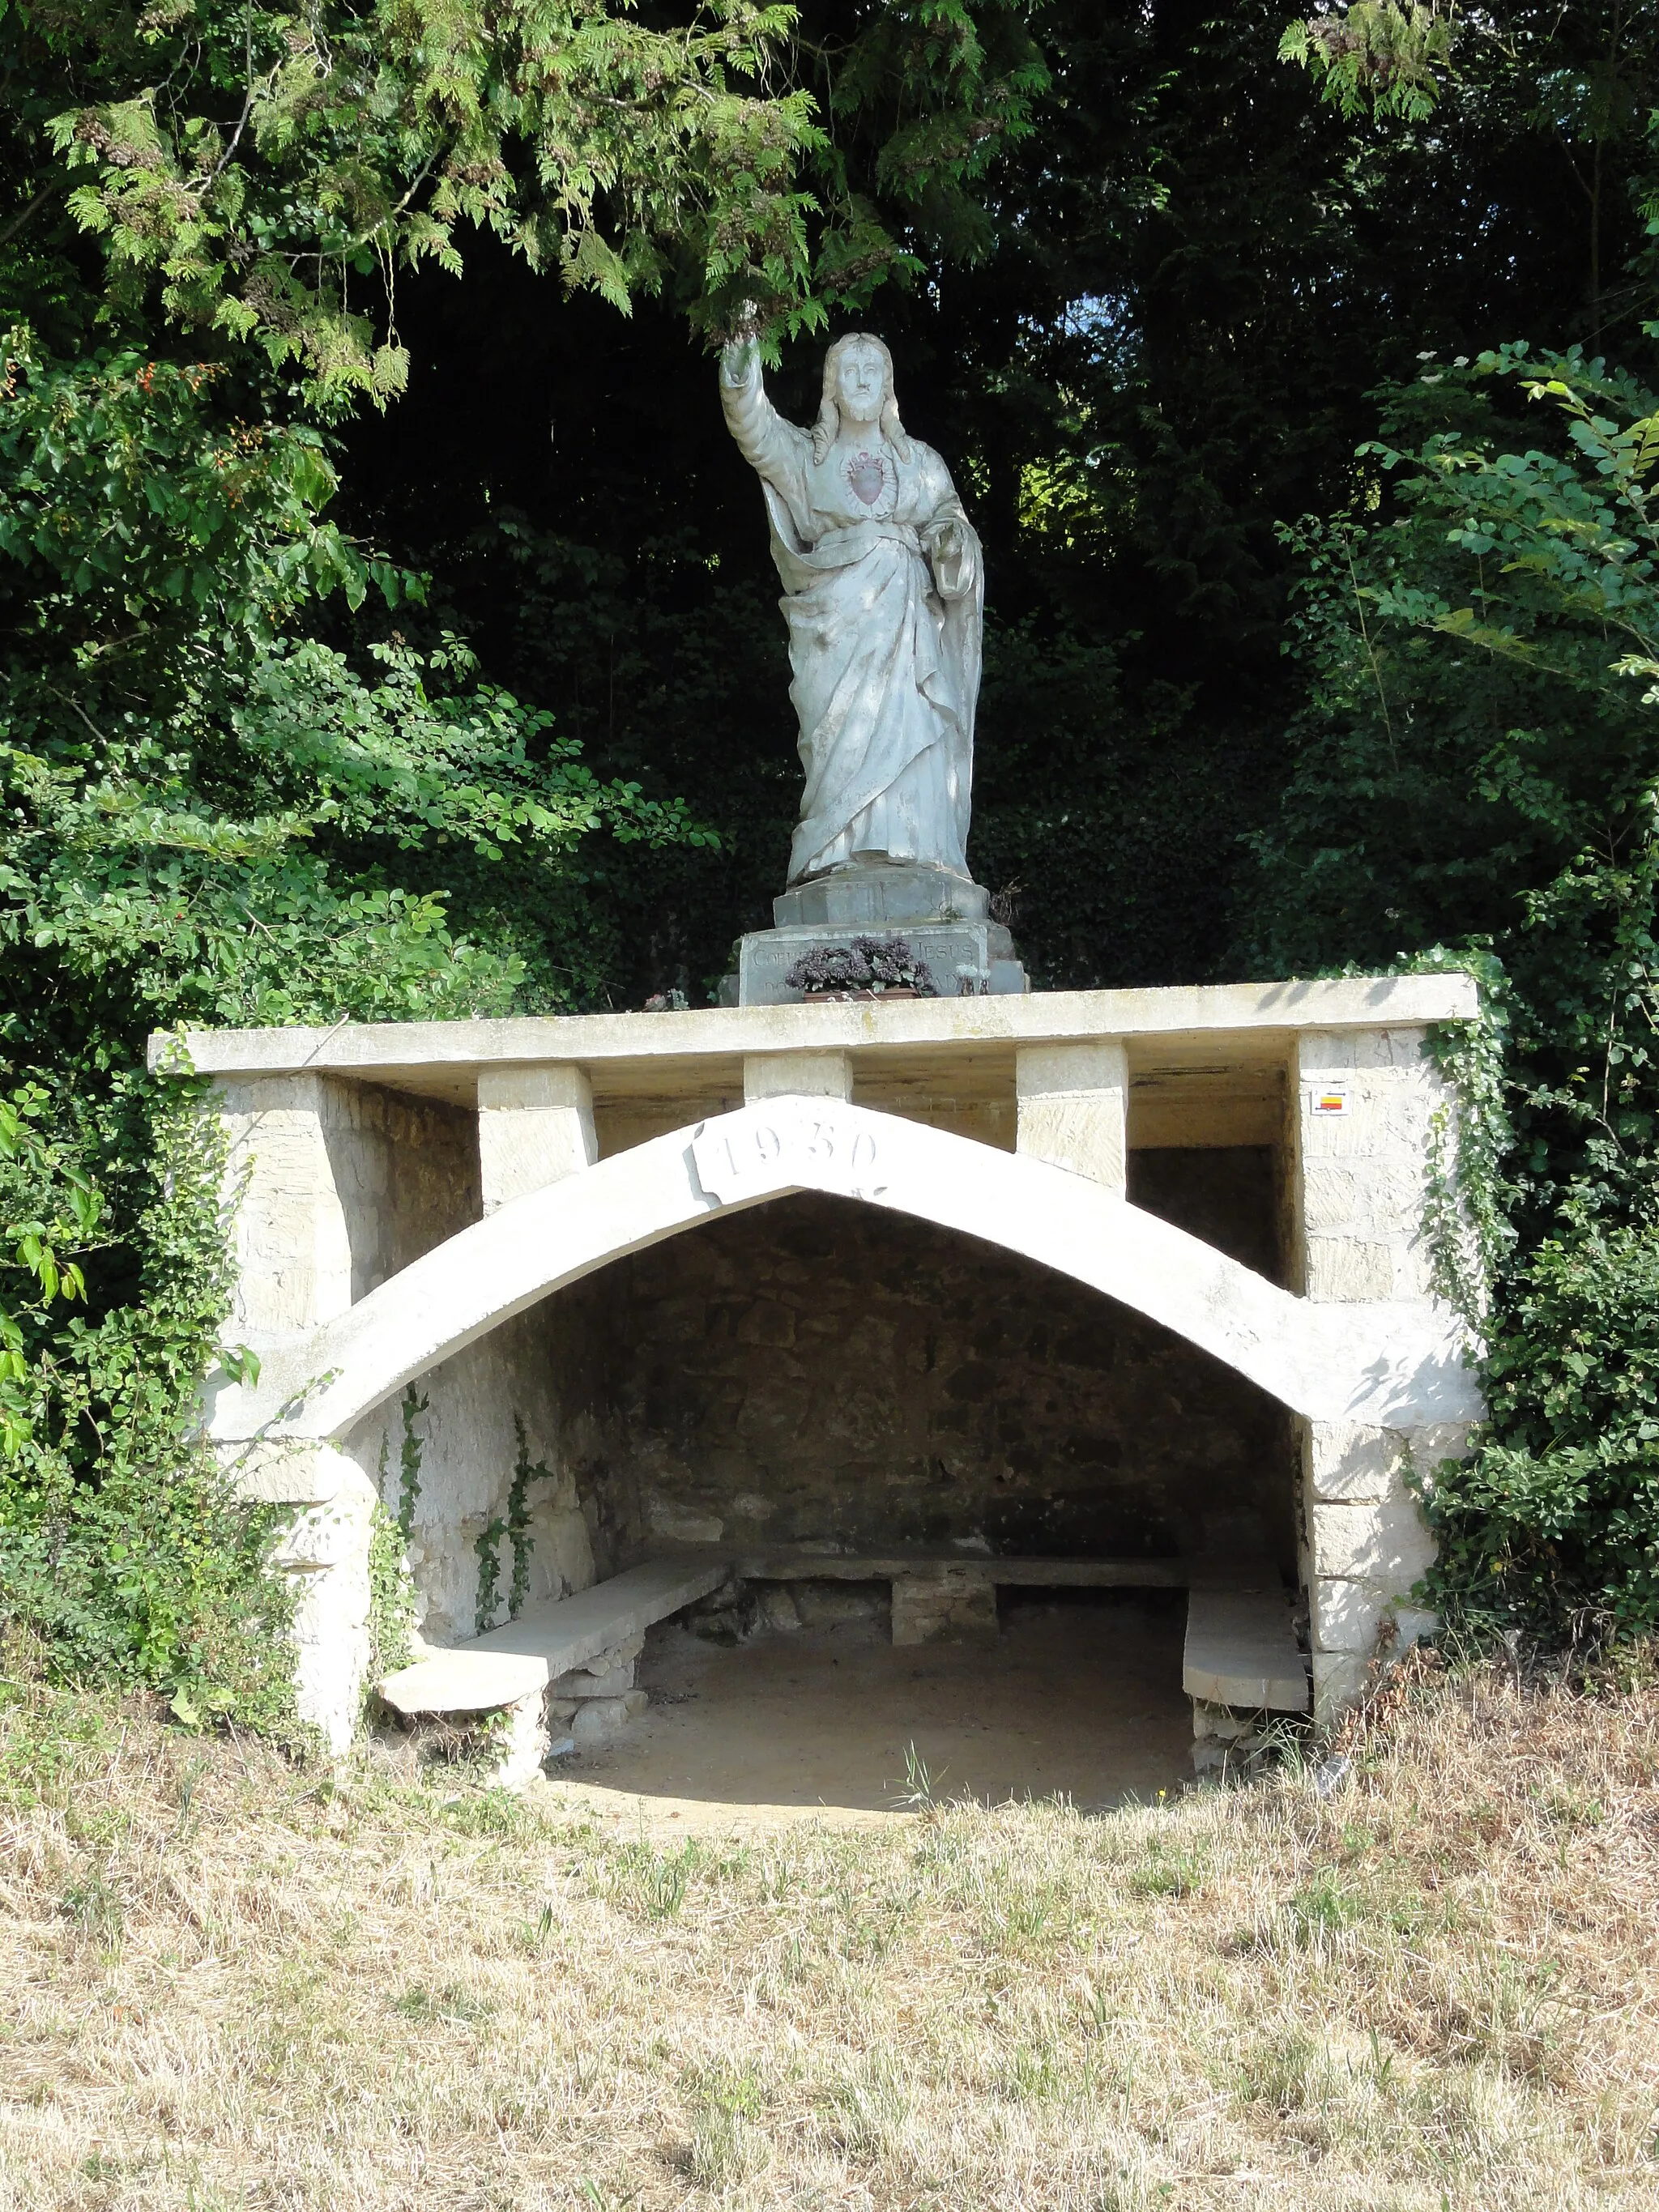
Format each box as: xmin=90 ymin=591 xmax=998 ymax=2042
xmin=157 ymin=972 xmax=1481 ymax=1778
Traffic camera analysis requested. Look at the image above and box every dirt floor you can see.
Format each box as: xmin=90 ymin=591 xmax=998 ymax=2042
xmin=548 ymin=1588 xmax=1196 ymax=1828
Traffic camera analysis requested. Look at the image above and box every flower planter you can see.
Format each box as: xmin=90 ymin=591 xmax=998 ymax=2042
xmin=795 ymin=985 xmax=933 ymax=1002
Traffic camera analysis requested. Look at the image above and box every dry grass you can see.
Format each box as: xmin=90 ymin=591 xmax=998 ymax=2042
xmin=2 ymin=1643 xmax=1657 ymax=2210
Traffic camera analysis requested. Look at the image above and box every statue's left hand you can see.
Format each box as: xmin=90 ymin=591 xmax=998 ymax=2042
xmin=928 ymin=516 xmax=972 ymax=595
xmin=720 ymin=300 xmax=762 ymax=386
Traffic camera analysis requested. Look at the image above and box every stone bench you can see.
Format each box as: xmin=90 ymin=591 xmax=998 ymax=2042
xmin=693 ymin=1545 xmax=1209 ymax=1645
xmin=375 ymin=1558 xmax=733 ymax=1780
xmin=1182 ymin=1585 xmax=1309 ymax=1711
xmin=1183 ymin=1583 xmax=1309 ymax=1773
xmin=659 ymin=1543 xmax=1307 ymax=1643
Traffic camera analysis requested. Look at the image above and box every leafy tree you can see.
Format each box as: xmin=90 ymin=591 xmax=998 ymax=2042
xmin=1280 ymin=2 xmax=1659 ymax=346
xmin=1279 ymin=2 xmax=1455 ymax=123
xmin=1422 ymin=1211 xmax=1659 ymax=1636
xmin=0 ymin=326 xmax=717 ymax=1714
xmin=0 ymin=0 xmax=1050 ymax=1708
xmin=1255 ymin=6 xmax=1659 ymax=1642
xmin=1247 ymin=342 xmax=1659 ymax=1635
xmin=1 ymin=333 xmax=712 ymax=1025
xmin=6 ymin=0 xmax=1047 ymax=398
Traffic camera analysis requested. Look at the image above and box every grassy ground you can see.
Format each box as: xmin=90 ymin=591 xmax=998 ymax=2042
xmin=2 ymin=1643 xmax=1657 ymax=2211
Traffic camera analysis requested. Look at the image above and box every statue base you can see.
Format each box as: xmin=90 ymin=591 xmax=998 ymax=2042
xmin=732 ymin=918 xmax=1026 ymax=1007
xmin=773 ymin=863 xmax=989 ymax=929
xmin=721 ymin=859 xmax=1026 ymax=1007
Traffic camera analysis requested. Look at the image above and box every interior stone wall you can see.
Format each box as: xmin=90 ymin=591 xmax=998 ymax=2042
xmin=336 ymin=1235 xmax=692 ymax=1651
xmin=341 ymin=1309 xmax=602 ymax=1646
xmin=543 ymin=1147 xmax=1297 ymax=1573
xmin=323 ymin=1080 xmax=481 ymax=1297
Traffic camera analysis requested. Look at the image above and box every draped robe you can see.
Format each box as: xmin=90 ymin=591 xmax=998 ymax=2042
xmin=720 ymin=355 xmax=984 ymax=884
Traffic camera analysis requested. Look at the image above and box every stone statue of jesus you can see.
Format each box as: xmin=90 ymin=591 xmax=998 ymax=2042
xmin=720 ymin=330 xmax=984 ymax=887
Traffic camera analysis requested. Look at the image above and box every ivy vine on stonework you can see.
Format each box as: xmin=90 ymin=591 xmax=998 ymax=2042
xmin=508 ymin=1417 xmax=553 ymax=1621
xmin=366 ymin=1503 xmax=416 ymax=1684
xmin=1383 ymin=949 xmax=1659 ymax=1639
xmin=1405 ymin=946 xmax=1516 ymax=1328
xmin=0 ymin=1075 xmax=297 ymax=1733
xmin=474 ymin=1515 xmax=508 ymax=1634
xmin=396 ymin=1385 xmax=427 ymax=1538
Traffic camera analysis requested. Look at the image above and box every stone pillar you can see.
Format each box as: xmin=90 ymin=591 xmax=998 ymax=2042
xmin=215 ymin=1074 xmax=357 ymax=1338
xmin=892 ymin=1569 xmax=999 ymax=1644
xmin=1303 ymin=1421 xmax=1448 ymax=1714
xmin=743 ymin=1051 xmax=855 ymax=1103
xmin=1293 ymin=1029 xmax=1465 ymax=1718
xmin=212 ymin=1075 xmax=387 ymax=1753
xmin=1294 ymin=1028 xmax=1440 ymax=1304
xmin=270 ymin=1449 xmax=379 ymax=1756
xmin=1015 ymin=1041 xmax=1128 ymax=1194
xmin=476 ymin=1064 xmax=596 ymax=1212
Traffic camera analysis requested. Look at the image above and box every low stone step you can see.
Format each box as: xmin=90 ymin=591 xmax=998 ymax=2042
xmin=377 ymin=1558 xmax=731 ymax=1717
xmin=1182 ymin=1586 xmax=1309 ymax=1714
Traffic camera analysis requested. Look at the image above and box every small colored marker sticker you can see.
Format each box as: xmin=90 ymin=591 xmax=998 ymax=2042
xmin=1311 ymin=1089 xmax=1349 ymax=1115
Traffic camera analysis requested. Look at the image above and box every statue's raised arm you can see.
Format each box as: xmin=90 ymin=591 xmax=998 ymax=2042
xmin=719 ymin=331 xmax=808 ymax=498
xmin=719 ymin=330 xmax=984 ymax=891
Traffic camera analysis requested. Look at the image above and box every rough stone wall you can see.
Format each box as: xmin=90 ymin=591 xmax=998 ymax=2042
xmin=544 ymin=1148 xmax=1297 ymax=1571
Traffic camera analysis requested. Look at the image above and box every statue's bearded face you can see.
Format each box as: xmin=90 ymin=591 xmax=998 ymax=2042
xmin=835 ymin=343 xmax=887 ymax=425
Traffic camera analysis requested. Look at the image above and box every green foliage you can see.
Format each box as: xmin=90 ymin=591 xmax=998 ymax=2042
xmin=1419 ymin=1214 xmax=1659 ymax=1636
xmin=29 ymin=0 xmax=825 ymax=401
xmin=0 ymin=318 xmax=703 ymax=1715
xmin=1403 ymin=946 xmax=1516 ymax=1323
xmin=474 ymin=1515 xmax=507 ymax=1634
xmin=1369 ymin=347 xmax=1659 ymax=715
xmin=607 ymin=1834 xmax=705 ymax=1920
xmin=366 ymin=1502 xmax=416 ymax=1683
xmin=1 ymin=329 xmax=709 ymax=1029
xmin=507 ymin=1416 xmax=551 ymax=1621
xmin=1252 ymin=348 xmax=1659 ymax=1230
xmin=0 ymin=1085 xmax=296 ymax=1732
xmin=0 ymin=1082 xmax=104 ymax=1454
xmin=817 ymin=1 xmax=1048 ymax=274
xmin=394 ymin=1387 xmax=426 ymax=1541
xmin=6 ymin=0 xmax=1048 ymax=403
xmin=1252 ymin=343 xmax=1659 ymax=1639
xmin=1279 ymin=4 xmax=1456 ymax=123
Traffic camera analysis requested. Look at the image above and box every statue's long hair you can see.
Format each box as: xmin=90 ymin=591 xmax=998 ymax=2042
xmin=811 ymin=333 xmax=913 ymax=464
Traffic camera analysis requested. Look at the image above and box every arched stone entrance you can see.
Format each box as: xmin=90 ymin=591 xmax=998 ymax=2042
xmin=211 ymin=1097 xmax=1474 ymax=1447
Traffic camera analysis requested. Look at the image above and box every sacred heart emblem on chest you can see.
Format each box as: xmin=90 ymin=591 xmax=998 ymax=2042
xmin=846 ymin=449 xmax=887 ymax=507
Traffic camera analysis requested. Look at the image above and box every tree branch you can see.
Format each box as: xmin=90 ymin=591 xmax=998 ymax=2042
xmin=0 ymin=184 xmax=62 ymax=252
